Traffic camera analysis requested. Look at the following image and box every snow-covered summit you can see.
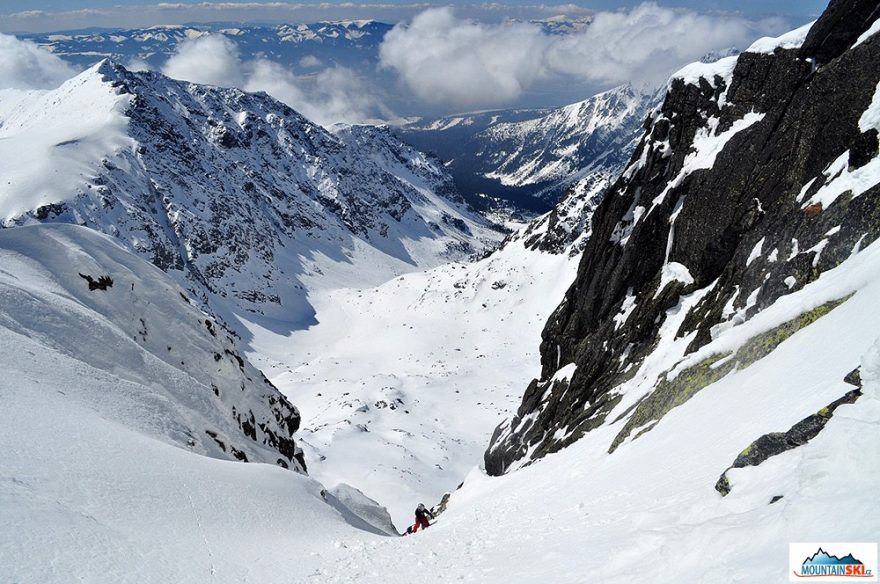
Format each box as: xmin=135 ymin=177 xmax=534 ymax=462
xmin=0 ymin=61 xmax=502 ymax=324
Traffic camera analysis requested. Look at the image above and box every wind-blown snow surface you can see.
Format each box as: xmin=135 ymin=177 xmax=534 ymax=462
xmin=242 ymin=237 xmax=579 ymax=527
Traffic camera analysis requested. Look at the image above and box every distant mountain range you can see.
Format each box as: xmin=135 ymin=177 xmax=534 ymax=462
xmin=19 ymin=18 xmax=605 ymax=118
xmin=21 ymin=21 xmax=392 ymax=71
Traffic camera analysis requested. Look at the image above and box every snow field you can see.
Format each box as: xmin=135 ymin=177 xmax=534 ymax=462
xmin=241 ymin=238 xmax=579 ymax=527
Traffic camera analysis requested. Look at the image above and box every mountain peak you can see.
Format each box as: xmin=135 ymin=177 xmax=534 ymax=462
xmin=88 ymin=57 xmax=126 ymax=80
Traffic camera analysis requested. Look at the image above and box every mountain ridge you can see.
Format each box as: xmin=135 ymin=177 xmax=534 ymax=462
xmin=0 ymin=59 xmax=502 ymax=328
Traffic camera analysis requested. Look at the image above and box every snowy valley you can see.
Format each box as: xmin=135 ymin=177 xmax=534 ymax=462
xmin=2 ymin=0 xmax=880 ymax=582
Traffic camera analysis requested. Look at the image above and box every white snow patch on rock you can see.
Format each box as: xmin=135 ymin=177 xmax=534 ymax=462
xmin=746 ymin=237 xmax=765 ymax=266
xmin=854 ymin=19 xmax=880 ymax=49
xmin=746 ymin=21 xmax=814 ymax=54
xmin=859 ymin=80 xmax=880 ymax=133
xmin=654 ymin=262 xmax=694 ymax=299
xmin=614 ymin=288 xmax=638 ymax=330
xmin=803 ymin=150 xmax=880 ymax=210
xmin=669 ymin=55 xmax=738 ymax=89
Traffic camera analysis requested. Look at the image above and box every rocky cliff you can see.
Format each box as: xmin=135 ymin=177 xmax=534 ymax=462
xmin=486 ymin=0 xmax=880 ymax=475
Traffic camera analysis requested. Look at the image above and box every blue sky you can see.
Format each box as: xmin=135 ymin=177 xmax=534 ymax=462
xmin=1 ymin=0 xmax=828 ymax=34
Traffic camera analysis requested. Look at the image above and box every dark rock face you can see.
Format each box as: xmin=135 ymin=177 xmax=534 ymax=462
xmin=714 ymin=373 xmax=863 ymax=496
xmin=800 ymin=0 xmax=880 ymax=64
xmin=485 ymin=0 xmax=880 ymax=475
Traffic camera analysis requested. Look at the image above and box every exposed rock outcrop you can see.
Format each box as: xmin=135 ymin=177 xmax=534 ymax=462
xmin=486 ymin=0 xmax=880 ymax=475
xmin=715 ymin=369 xmax=863 ymax=496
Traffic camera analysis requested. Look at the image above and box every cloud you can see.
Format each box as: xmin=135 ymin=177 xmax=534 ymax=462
xmin=379 ymin=8 xmax=550 ymax=108
xmin=124 ymin=57 xmax=152 ymax=73
xmin=245 ymin=60 xmax=384 ymax=126
xmin=379 ymin=4 xmax=788 ymax=108
xmin=0 ymin=33 xmax=78 ymax=89
xmin=544 ymin=4 xmax=782 ymax=85
xmin=163 ymin=34 xmax=245 ymax=88
xmin=299 ymin=55 xmax=323 ymax=69
xmin=162 ymin=34 xmax=382 ymax=127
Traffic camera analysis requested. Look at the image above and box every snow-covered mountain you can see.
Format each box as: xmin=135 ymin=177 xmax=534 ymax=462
xmin=238 ymin=87 xmax=647 ymax=524
xmin=486 ymin=0 xmax=880 ymax=480
xmin=477 ymin=85 xmax=654 ymax=195
xmin=0 ymin=60 xmax=502 ymax=325
xmin=398 ymin=85 xmax=656 ymax=212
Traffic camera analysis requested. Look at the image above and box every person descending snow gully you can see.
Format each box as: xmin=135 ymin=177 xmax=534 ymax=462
xmin=408 ymin=503 xmax=434 ymax=534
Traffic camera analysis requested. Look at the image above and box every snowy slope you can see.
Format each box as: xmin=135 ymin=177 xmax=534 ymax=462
xmin=479 ymin=84 xmax=652 ymax=191
xmin=3 ymin=226 xmax=878 ymax=583
xmin=0 ymin=60 xmax=502 ymax=325
xmin=245 ymin=236 xmax=579 ymax=527
xmin=0 ymin=224 xmax=305 ymax=470
xmin=309 ymin=244 xmax=880 ymax=581
xmin=1 ymin=328 xmax=384 ymax=583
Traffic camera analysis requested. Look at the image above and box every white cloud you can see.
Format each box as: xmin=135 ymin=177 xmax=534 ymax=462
xmin=379 ymin=3 xmax=788 ymax=108
xmin=379 ymin=8 xmax=550 ymax=108
xmin=299 ymin=55 xmax=323 ymax=69
xmin=162 ymin=34 xmax=244 ymax=88
xmin=0 ymin=33 xmax=78 ymax=90
xmin=163 ymin=34 xmax=382 ymax=127
xmin=545 ymin=3 xmax=778 ymax=85
xmin=245 ymin=60 xmax=383 ymax=127
xmin=124 ymin=57 xmax=152 ymax=73
xmin=312 ymin=66 xmax=387 ymax=126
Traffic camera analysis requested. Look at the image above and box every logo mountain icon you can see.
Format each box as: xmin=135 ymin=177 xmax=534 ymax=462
xmin=803 ymin=548 xmax=864 ymax=566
